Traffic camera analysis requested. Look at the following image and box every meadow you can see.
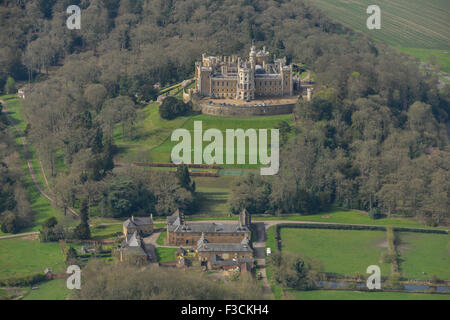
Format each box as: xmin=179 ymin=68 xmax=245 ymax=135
xmin=397 ymin=232 xmax=450 ymax=280
xmin=279 ymin=228 xmax=391 ymax=276
xmin=23 ymin=279 xmax=71 ymax=300
xmin=0 ymin=237 xmax=65 ymax=278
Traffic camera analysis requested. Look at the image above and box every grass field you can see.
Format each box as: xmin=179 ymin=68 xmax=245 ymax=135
xmin=398 ymin=232 xmax=450 ymax=280
xmin=291 ymin=289 xmax=450 ymax=300
xmin=23 ymin=279 xmax=71 ymax=300
xmin=114 ymin=102 xmax=194 ymax=163
xmin=254 ymin=207 xmax=448 ymax=230
xmin=309 ymin=0 xmax=449 ymax=49
xmin=279 ymin=228 xmax=391 ymax=276
xmin=0 ymin=237 xmax=65 ymax=278
xmin=150 ymin=113 xmax=292 ymax=167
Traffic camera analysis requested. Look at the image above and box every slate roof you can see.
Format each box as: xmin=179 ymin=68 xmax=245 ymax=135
xmin=123 ymin=216 xmax=153 ymax=228
xmin=170 ymin=222 xmax=249 ymax=233
xmin=197 ymin=234 xmax=253 ymax=253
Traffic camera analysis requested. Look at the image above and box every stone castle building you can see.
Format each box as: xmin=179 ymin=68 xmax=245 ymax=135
xmin=166 ymin=209 xmax=251 ymax=246
xmin=195 ymin=44 xmax=294 ymax=101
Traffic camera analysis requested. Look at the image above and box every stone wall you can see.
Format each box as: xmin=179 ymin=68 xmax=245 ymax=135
xmin=200 ymin=102 xmax=294 ymax=117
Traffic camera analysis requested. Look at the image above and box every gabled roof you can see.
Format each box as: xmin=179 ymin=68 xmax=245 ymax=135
xmin=123 ymin=215 xmax=153 ymax=228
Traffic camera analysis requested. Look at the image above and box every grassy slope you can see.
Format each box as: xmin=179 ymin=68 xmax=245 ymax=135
xmin=0 ymin=238 xmax=65 ymax=278
xmin=309 ymin=0 xmax=449 ymax=49
xmin=398 ymin=232 xmax=450 ymax=280
xmin=150 ymin=113 xmax=292 ymax=166
xmin=114 ymin=102 xmax=194 ymax=163
xmin=309 ymin=0 xmax=450 ymax=74
xmin=23 ymin=279 xmax=70 ymax=300
xmin=280 ymin=228 xmax=391 ymax=276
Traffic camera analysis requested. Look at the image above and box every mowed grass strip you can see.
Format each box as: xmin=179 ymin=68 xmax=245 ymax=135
xmin=151 ymin=113 xmax=292 ymax=166
xmin=0 ymin=238 xmax=65 ymax=278
xmin=280 ymin=228 xmax=391 ymax=276
xmin=398 ymin=232 xmax=450 ymax=280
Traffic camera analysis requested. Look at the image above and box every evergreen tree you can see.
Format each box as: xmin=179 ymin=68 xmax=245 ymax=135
xmin=176 ymin=164 xmax=195 ymax=192
xmin=74 ymin=199 xmax=91 ymax=240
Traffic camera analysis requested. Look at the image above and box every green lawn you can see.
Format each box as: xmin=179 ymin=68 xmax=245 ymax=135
xmin=155 ymin=247 xmax=178 ymax=263
xmin=254 ymin=207 xmax=447 ymax=230
xmin=309 ymin=0 xmax=450 ymax=49
xmin=114 ymin=102 xmax=194 ymax=163
xmin=0 ymin=238 xmax=65 ymax=278
xmin=150 ymin=113 xmax=292 ymax=167
xmin=398 ymin=232 xmax=450 ymax=280
xmin=291 ymin=289 xmax=450 ymax=300
xmin=193 ymin=176 xmax=239 ymax=217
xmin=280 ymin=228 xmax=391 ymax=277
xmin=23 ymin=279 xmax=71 ymax=300
xmin=156 ymin=230 xmax=167 ymax=246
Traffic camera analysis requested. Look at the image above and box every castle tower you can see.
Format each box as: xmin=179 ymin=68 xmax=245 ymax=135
xmin=249 ymin=44 xmax=256 ymax=71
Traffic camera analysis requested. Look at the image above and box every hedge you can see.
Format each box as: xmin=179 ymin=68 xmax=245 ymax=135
xmin=0 ymin=273 xmax=47 ymax=287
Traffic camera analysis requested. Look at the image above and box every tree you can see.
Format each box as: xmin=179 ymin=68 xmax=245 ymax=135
xmin=4 ymin=77 xmax=16 ymax=94
xmin=176 ymin=164 xmax=195 ymax=192
xmin=159 ymin=96 xmax=191 ymax=120
xmin=74 ymin=199 xmax=91 ymax=240
xmin=0 ymin=211 xmax=18 ymax=234
xmin=42 ymin=217 xmax=58 ymax=229
xmin=65 ymin=247 xmax=78 ymax=266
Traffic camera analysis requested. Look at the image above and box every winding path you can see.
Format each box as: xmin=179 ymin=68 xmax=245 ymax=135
xmin=0 ymin=98 xmax=78 ymax=238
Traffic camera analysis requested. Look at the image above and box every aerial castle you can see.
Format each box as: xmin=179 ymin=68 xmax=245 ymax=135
xmin=195 ymin=44 xmax=294 ymax=101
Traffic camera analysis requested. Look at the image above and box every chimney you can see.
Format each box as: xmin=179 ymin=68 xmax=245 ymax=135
xmin=131 ymin=215 xmax=134 ymax=222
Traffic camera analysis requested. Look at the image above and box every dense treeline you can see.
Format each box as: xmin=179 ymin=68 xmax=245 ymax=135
xmin=0 ymin=105 xmax=34 ymax=233
xmin=76 ymin=260 xmax=264 ymax=300
xmin=0 ymin=0 xmax=448 ymax=225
